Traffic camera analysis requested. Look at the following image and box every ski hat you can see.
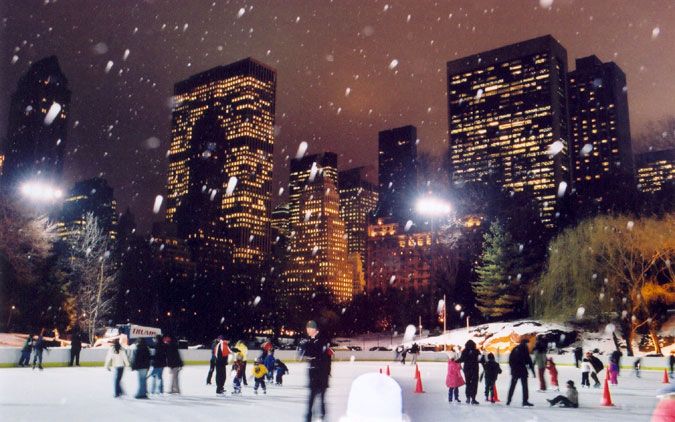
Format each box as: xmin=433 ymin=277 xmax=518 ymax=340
xmin=567 ymin=380 xmax=575 ymax=387
xmin=339 ymin=373 xmax=406 ymax=422
xmin=306 ymin=320 xmax=318 ymax=329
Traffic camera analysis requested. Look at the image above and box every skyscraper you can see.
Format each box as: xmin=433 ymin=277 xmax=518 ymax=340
xmin=2 ymin=56 xmax=71 ymax=191
xmin=377 ymin=125 xmax=418 ymax=223
xmin=166 ymin=58 xmax=276 ymax=267
xmin=447 ymin=35 xmax=570 ymax=228
xmin=338 ymin=166 xmax=378 ymax=265
xmin=285 ymin=152 xmax=352 ymax=305
xmin=568 ymin=55 xmax=633 ymax=214
xmin=636 ymin=149 xmax=675 ymax=193
xmin=271 ymin=202 xmax=291 ymax=237
xmin=57 ymin=177 xmax=118 ymax=242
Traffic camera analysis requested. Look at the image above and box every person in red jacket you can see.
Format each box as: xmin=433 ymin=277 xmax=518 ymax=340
xmin=214 ymin=338 xmax=232 ymax=395
xmin=547 ymin=357 xmax=559 ymax=391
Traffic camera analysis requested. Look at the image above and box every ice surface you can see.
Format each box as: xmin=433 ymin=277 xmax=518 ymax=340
xmin=0 ymin=362 xmax=664 ymax=421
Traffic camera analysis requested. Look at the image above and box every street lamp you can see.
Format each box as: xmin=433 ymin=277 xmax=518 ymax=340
xmin=7 ymin=305 xmax=16 ymax=331
xmin=19 ymin=180 xmax=64 ymax=202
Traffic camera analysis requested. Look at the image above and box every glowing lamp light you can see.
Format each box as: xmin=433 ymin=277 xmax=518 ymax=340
xmin=20 ymin=181 xmax=64 ymax=202
xmin=415 ymin=196 xmax=451 ymax=216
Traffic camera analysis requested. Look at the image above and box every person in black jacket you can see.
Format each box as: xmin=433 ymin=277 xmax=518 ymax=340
xmin=303 ymin=320 xmax=332 ymax=422
xmin=32 ymin=332 xmax=48 ymax=370
xmin=150 ymin=335 xmax=166 ymax=395
xmin=458 ymin=340 xmax=481 ymax=404
xmin=483 ymin=352 xmax=502 ymax=403
xmin=69 ymin=330 xmax=82 ymax=367
xmin=573 ymin=346 xmax=583 ymax=368
xmin=131 ymin=338 xmax=151 ymax=399
xmin=165 ymin=337 xmax=183 ymax=394
xmin=206 ymin=337 xmax=219 ymax=385
xmin=585 ymin=352 xmax=603 ymax=388
xmin=214 ymin=338 xmax=231 ymax=395
xmin=507 ymin=339 xmax=535 ymax=407
xmin=18 ymin=334 xmax=33 ymax=367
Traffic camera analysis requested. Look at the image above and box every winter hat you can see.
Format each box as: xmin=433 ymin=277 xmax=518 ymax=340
xmin=339 ymin=373 xmax=405 ymax=422
xmin=306 ymin=320 xmax=318 ymax=329
xmin=567 ymin=380 xmax=575 ymax=388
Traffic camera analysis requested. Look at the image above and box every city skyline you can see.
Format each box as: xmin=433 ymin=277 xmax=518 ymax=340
xmin=2 ymin=0 xmax=674 ymax=231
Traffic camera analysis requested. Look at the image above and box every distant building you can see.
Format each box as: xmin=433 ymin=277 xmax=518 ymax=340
xmin=2 ymin=56 xmax=71 ymax=191
xmin=165 ymin=58 xmax=276 ymax=268
xmin=338 ymin=166 xmax=378 ymax=265
xmin=285 ymin=152 xmax=352 ymax=304
xmin=271 ymin=202 xmax=291 ymax=237
xmin=568 ymin=55 xmax=633 ymax=214
xmin=636 ymin=149 xmax=675 ymax=193
xmin=366 ymin=217 xmax=431 ymax=292
xmin=57 ymin=177 xmax=117 ymax=242
xmin=447 ymin=35 xmax=570 ymax=228
xmin=377 ymin=125 xmax=418 ymax=223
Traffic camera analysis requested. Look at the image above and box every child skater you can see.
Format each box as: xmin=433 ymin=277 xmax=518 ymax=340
xmin=252 ymin=358 xmax=268 ymax=395
xmin=608 ymin=358 xmax=619 ymax=385
xmin=547 ymin=357 xmax=559 ymax=391
xmin=581 ymin=358 xmax=591 ymax=387
xmin=483 ymin=352 xmax=502 ymax=403
xmin=231 ymin=353 xmax=246 ymax=395
xmin=446 ymin=351 xmax=465 ymax=403
xmin=547 ymin=380 xmax=579 ymax=408
xmin=274 ymin=359 xmax=289 ymax=385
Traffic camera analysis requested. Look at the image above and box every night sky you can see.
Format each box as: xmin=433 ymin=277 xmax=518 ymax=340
xmin=1 ymin=0 xmax=674 ymax=231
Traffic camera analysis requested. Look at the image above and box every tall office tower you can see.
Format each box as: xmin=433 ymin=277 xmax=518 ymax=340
xmin=288 ymin=152 xmax=339 ymax=229
xmin=377 ymin=125 xmax=418 ymax=223
xmin=636 ymin=149 xmax=675 ymax=193
xmin=166 ymin=58 xmax=276 ymax=267
xmin=2 ymin=56 xmax=71 ymax=191
xmin=447 ymin=35 xmax=570 ymax=228
xmin=338 ymin=166 xmax=378 ymax=265
xmin=58 ymin=177 xmax=118 ymax=242
xmin=285 ymin=152 xmax=352 ymax=305
xmin=271 ymin=202 xmax=291 ymax=237
xmin=568 ymin=55 xmax=633 ymax=215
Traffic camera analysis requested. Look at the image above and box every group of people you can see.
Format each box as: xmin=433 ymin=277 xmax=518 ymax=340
xmin=17 ymin=332 xmax=50 ymax=370
xmin=444 ymin=337 xmax=579 ymax=408
xmin=394 ymin=342 xmax=420 ymax=365
xmin=103 ymin=335 xmax=183 ymax=398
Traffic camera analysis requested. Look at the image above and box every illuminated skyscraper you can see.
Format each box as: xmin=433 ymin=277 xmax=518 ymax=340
xmin=447 ymin=35 xmax=570 ymax=228
xmin=568 ymin=55 xmax=633 ymax=214
xmin=166 ymin=58 xmax=276 ymax=267
xmin=57 ymin=177 xmax=118 ymax=242
xmin=636 ymin=149 xmax=675 ymax=193
xmin=338 ymin=166 xmax=378 ymax=265
xmin=285 ymin=152 xmax=352 ymax=304
xmin=271 ymin=202 xmax=291 ymax=237
xmin=2 ymin=56 xmax=71 ymax=191
xmin=377 ymin=125 xmax=418 ymax=223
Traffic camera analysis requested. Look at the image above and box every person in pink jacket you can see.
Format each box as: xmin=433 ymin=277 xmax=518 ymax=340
xmin=446 ymin=351 xmax=465 ymax=403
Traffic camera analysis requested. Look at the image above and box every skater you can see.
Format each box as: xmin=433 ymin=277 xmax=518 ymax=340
xmin=104 ymin=339 xmax=130 ymax=398
xmin=446 ymin=352 xmax=465 ymax=403
xmin=546 ymin=357 xmax=559 ymax=391
xmin=206 ymin=336 xmax=219 ymax=385
xmin=410 ymin=343 xmax=420 ymax=366
xmin=150 ymin=334 xmax=166 ymax=395
xmin=483 ymin=352 xmax=502 ymax=403
xmin=252 ymin=358 xmax=268 ymax=394
xmin=585 ymin=352 xmax=603 ymax=388
xmin=669 ymin=352 xmax=674 ymax=377
xmin=533 ymin=336 xmax=548 ymax=392
xmin=401 ymin=347 xmax=408 ymax=365
xmin=165 ymin=336 xmax=183 ymax=394
xmin=573 ymin=346 xmax=583 ymax=368
xmin=18 ymin=334 xmax=33 ymax=367
xmin=214 ymin=337 xmax=231 ymax=395
xmin=231 ymin=354 xmax=245 ymax=394
xmin=547 ymin=380 xmax=579 ymax=408
xmin=32 ymin=332 xmax=48 ymax=370
xmin=302 ymin=320 xmax=332 ymax=422
xmin=580 ymin=357 xmax=592 ymax=387
xmin=264 ymin=349 xmax=276 ymax=382
xmin=610 ymin=349 xmax=622 ymax=376
xmin=69 ymin=330 xmax=82 ymax=367
xmin=275 ymin=359 xmax=289 ymax=385
xmin=131 ymin=338 xmax=150 ymax=399
xmin=458 ymin=339 xmax=480 ymax=404
xmin=633 ymin=358 xmax=642 ymax=378
xmin=506 ymin=339 xmax=535 ymax=407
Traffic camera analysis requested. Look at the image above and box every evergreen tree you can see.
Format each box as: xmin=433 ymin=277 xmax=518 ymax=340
xmin=473 ymin=220 xmax=534 ymax=319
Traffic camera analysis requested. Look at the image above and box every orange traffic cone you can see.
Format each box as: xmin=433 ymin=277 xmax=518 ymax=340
xmin=414 ymin=372 xmax=425 ymax=393
xmin=492 ymin=385 xmax=501 ymax=403
xmin=386 ymin=365 xmax=391 ymax=376
xmin=601 ymin=376 xmax=613 ymax=406
xmin=663 ymin=369 xmax=670 ymax=384
xmin=414 ymin=364 xmax=420 ymax=379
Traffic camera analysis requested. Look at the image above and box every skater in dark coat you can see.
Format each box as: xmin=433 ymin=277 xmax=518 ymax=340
xmin=213 ymin=338 xmax=231 ymax=395
xmin=573 ymin=346 xmax=583 ymax=368
xmin=275 ymin=359 xmax=289 ymax=385
xmin=586 ymin=352 xmax=603 ymax=387
xmin=150 ymin=335 xmax=166 ymax=394
xmin=165 ymin=337 xmax=183 ymax=394
xmin=32 ymin=333 xmax=48 ymax=370
xmin=506 ymin=339 xmax=535 ymax=407
xmin=483 ymin=352 xmax=502 ymax=402
xmin=458 ymin=339 xmax=481 ymax=404
xmin=206 ymin=337 xmax=219 ymax=385
xmin=69 ymin=331 xmax=82 ymax=366
xmin=131 ymin=338 xmax=151 ymax=399
xmin=303 ymin=320 xmax=332 ymax=422
xmin=18 ymin=334 xmax=33 ymax=367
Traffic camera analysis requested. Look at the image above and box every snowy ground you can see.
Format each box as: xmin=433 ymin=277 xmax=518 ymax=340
xmin=0 ymin=361 xmax=665 ymax=421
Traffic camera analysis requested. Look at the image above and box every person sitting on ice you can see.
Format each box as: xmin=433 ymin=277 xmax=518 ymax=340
xmin=274 ymin=359 xmax=289 ymax=385
xmin=445 ymin=351 xmax=465 ymax=403
xmin=546 ymin=380 xmax=579 ymax=408
xmin=252 ymin=358 xmax=268 ymax=394
xmin=482 ymin=352 xmax=502 ymax=403
xmin=546 ymin=357 xmax=559 ymax=391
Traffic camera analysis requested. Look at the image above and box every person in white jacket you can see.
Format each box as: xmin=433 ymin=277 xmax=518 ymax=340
xmin=104 ymin=339 xmax=130 ymax=397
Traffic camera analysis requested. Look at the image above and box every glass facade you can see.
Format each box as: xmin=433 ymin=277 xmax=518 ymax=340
xmin=57 ymin=177 xmax=118 ymax=242
xmin=377 ymin=125 xmax=418 ymax=223
xmin=338 ymin=166 xmax=378 ymax=266
xmin=636 ymin=149 xmax=675 ymax=193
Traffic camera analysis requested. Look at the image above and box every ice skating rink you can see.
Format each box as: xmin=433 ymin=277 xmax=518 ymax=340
xmin=0 ymin=361 xmax=665 ymax=421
